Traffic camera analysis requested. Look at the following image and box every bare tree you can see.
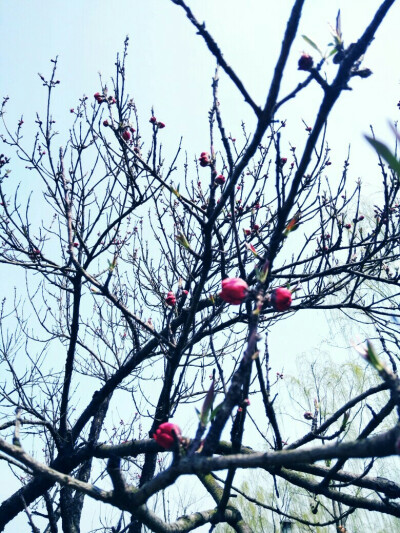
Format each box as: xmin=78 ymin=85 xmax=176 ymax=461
xmin=0 ymin=1 xmax=400 ymax=532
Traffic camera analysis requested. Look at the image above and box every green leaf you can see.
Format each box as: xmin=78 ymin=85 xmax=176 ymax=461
xmin=327 ymin=47 xmax=338 ymax=58
xmin=172 ymin=183 xmax=180 ymax=198
xmin=365 ymin=135 xmax=400 ymax=178
xmin=302 ymin=35 xmax=322 ymax=56
xmin=200 ymin=379 xmax=215 ymax=426
xmin=336 ymin=10 xmax=342 ymax=41
xmin=210 ymin=402 xmax=222 ymax=422
xmin=175 ymin=231 xmax=191 ymax=249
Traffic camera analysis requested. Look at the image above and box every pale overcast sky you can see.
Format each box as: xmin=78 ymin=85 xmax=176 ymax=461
xmin=1 ymin=1 xmax=399 ymax=531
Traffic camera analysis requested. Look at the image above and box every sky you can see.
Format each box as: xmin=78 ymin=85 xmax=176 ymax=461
xmin=1 ymin=0 xmax=400 ymax=531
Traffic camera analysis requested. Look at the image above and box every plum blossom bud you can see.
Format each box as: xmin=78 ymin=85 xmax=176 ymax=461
xmin=220 ymin=278 xmax=249 ymax=305
xmin=215 ymin=175 xmax=226 ymax=185
xmin=271 ymin=287 xmax=292 ymax=312
xmin=153 ymin=422 xmax=182 ymax=450
xmin=94 ymin=92 xmax=103 ymax=104
xmin=303 ymin=411 xmax=314 ymax=420
xmin=157 ymin=121 xmax=166 ymax=129
xmin=149 ymin=116 xmax=157 ymax=124
xmin=122 ymin=130 xmax=131 ymax=141
xmin=298 ymin=53 xmax=314 ymax=71
xmin=103 ymin=120 xmax=109 ymax=127
xmin=165 ymin=291 xmax=176 ymax=306
xmin=199 ymin=152 xmax=211 ymax=167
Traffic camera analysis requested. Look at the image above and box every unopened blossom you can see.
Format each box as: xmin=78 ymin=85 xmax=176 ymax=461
xmin=122 ymin=130 xmax=131 ymax=141
xmin=271 ymin=287 xmax=292 ymax=312
xmin=153 ymin=422 xmax=181 ymax=450
xmin=220 ymin=278 xmax=248 ymax=305
xmin=298 ymin=53 xmax=314 ymax=71
xmin=165 ymin=291 xmax=176 ymax=306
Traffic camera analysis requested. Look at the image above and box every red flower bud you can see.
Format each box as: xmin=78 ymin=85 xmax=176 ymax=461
xmin=165 ymin=291 xmax=176 ymax=306
xmin=182 ymin=289 xmax=189 ymax=295
xmin=280 ymin=157 xmax=287 ymax=166
xmin=215 ymin=174 xmax=226 ymax=185
xmin=94 ymin=92 xmax=103 ymax=103
xmin=153 ymin=422 xmax=182 ymax=450
xmin=298 ymin=53 xmax=314 ymax=71
xmin=103 ymin=120 xmax=109 ymax=127
xmin=149 ymin=116 xmax=157 ymax=123
xmin=220 ymin=278 xmax=248 ymax=305
xmin=244 ymin=229 xmax=251 ymax=236
xmin=157 ymin=121 xmax=166 ymax=129
xmin=344 ymin=223 xmax=352 ymax=229
xmin=122 ymin=130 xmax=131 ymax=141
xmin=199 ymin=152 xmax=211 ymax=167
xmin=303 ymin=411 xmax=314 ymax=420
xmin=252 ymin=224 xmax=260 ymax=231
xmin=271 ymin=287 xmax=292 ymax=312
xmin=73 ymin=242 xmax=79 ymax=248
xmin=70 ymin=108 xmax=74 ymax=113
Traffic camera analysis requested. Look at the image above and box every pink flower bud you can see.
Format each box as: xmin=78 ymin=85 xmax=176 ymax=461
xmin=298 ymin=53 xmax=314 ymax=71
xmin=244 ymin=229 xmax=251 ymax=236
xmin=149 ymin=116 xmax=157 ymax=124
xmin=303 ymin=411 xmax=314 ymax=420
xmin=182 ymin=289 xmax=189 ymax=295
xmin=344 ymin=223 xmax=352 ymax=229
xmin=122 ymin=130 xmax=131 ymax=141
xmin=220 ymin=278 xmax=249 ymax=305
xmin=73 ymin=242 xmax=79 ymax=248
xmin=165 ymin=291 xmax=176 ymax=306
xmin=70 ymin=108 xmax=74 ymax=113
xmin=153 ymin=422 xmax=182 ymax=450
xmin=94 ymin=92 xmax=103 ymax=103
xmin=199 ymin=152 xmax=211 ymax=167
xmin=215 ymin=175 xmax=226 ymax=185
xmin=280 ymin=157 xmax=287 ymax=166
xmin=103 ymin=120 xmax=109 ymax=127
xmin=252 ymin=224 xmax=260 ymax=231
xmin=271 ymin=287 xmax=292 ymax=312
xmin=157 ymin=121 xmax=166 ymax=129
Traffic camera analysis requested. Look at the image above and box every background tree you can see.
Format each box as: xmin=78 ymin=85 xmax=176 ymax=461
xmin=0 ymin=1 xmax=400 ymax=532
